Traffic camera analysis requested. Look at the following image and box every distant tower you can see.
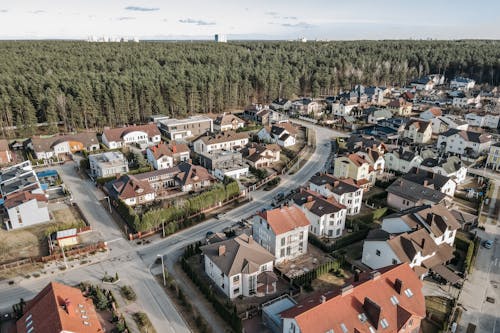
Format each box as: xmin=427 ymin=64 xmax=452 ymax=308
xmin=215 ymin=34 xmax=227 ymax=43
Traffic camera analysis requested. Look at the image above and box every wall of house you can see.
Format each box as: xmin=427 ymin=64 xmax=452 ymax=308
xmin=214 ymin=166 xmax=249 ymax=180
xmin=204 ymin=255 xmax=230 ymax=298
xmin=387 ymin=193 xmax=416 ymax=211
xmin=431 ymin=229 xmax=456 ymax=246
xmin=282 ymin=318 xmax=301 ymax=333
xmin=7 ymin=199 xmax=50 ymax=230
xmin=362 ymin=241 xmax=401 ymax=269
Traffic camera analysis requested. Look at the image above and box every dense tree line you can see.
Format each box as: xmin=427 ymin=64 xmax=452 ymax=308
xmin=0 ymin=40 xmax=499 ymax=136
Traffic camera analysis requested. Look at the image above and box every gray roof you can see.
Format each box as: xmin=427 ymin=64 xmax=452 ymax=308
xmin=308 ymin=174 xmax=359 ymax=195
xmin=291 ymin=191 xmax=345 ymax=216
xmin=201 ymin=234 xmax=274 ymax=276
xmin=386 ymin=178 xmax=446 ymax=204
xmin=439 ymin=129 xmax=491 ymax=143
xmin=402 ymin=168 xmax=452 ymax=192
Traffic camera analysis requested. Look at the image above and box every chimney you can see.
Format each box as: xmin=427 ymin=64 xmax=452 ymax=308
xmin=370 ymin=271 xmax=381 ymax=280
xmin=421 ymin=238 xmax=426 ymax=249
xmin=64 ymin=298 xmax=72 ymax=314
xmin=218 ymin=245 xmax=226 ymax=256
xmin=172 ymin=145 xmax=177 ymax=154
xmin=353 ymin=270 xmax=360 ymax=282
xmin=341 ymin=284 xmax=353 ymax=296
xmin=320 ymin=295 xmax=326 ymax=303
xmin=307 ymin=196 xmax=313 ymax=202
xmin=248 ymin=235 xmax=254 ymax=244
xmin=394 ymin=278 xmax=404 ymax=294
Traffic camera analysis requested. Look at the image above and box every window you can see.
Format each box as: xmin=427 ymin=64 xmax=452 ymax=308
xmin=404 ymin=288 xmax=414 ymax=298
xmin=280 ymin=249 xmax=285 ymax=257
xmin=261 ymin=264 xmax=267 ymax=272
xmin=299 ymin=232 xmax=304 ymax=240
xmin=233 ymin=275 xmax=240 ymax=283
xmin=390 ymin=295 xmax=399 ymax=305
xmin=392 ymin=259 xmax=398 ymax=265
xmin=380 ymin=318 xmax=389 ymax=329
xmin=286 ymin=247 xmax=291 ymax=256
xmin=281 ymin=238 xmax=285 ymax=246
xmin=233 ymin=288 xmax=240 ymax=295
xmin=376 ymin=250 xmax=381 ymax=256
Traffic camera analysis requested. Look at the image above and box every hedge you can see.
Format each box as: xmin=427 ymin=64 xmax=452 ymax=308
xmin=308 ymin=226 xmax=370 ymax=253
xmin=291 ymin=260 xmax=340 ymax=287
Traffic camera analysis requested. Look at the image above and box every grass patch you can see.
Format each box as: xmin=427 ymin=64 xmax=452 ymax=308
xmin=120 ymin=285 xmax=137 ymax=301
xmin=133 ymin=312 xmax=156 ymax=333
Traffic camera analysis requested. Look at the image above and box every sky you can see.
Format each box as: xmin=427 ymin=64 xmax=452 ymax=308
xmin=0 ymin=0 xmax=499 ymax=40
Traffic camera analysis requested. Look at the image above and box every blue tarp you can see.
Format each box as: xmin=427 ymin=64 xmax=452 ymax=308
xmin=36 ymin=169 xmax=58 ymax=178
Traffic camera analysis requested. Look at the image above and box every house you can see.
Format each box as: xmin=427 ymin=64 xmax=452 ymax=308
xmin=410 ymin=75 xmax=436 ymax=91
xmin=270 ymin=98 xmax=292 ymax=112
xmin=333 ymin=154 xmax=376 ymax=189
xmin=201 ymin=234 xmax=276 ymax=299
xmin=257 ymin=122 xmax=298 ymax=148
xmin=243 ymin=104 xmax=271 ymax=125
xmin=419 ymin=155 xmax=467 ymax=184
xmin=419 ymin=107 xmax=442 ymax=121
xmin=193 ymin=131 xmax=249 ymax=154
xmin=308 ymin=173 xmax=363 ymax=215
xmin=198 ymin=149 xmax=248 ymax=180
xmin=88 ymin=151 xmax=129 ymax=179
xmin=464 ymin=112 xmax=500 ymax=129
xmin=362 ymin=204 xmax=460 ymax=280
xmin=291 ymin=189 xmax=347 ymax=238
xmin=158 ymin=115 xmax=213 ymax=140
xmin=367 ymin=108 xmax=392 ymax=124
xmin=16 ymin=282 xmax=104 ymax=333
xmin=387 ymin=98 xmax=412 ymax=116
xmin=290 ymin=98 xmax=321 ymax=115
xmin=241 ymin=143 xmax=281 ymax=168
xmin=102 ymin=124 xmax=161 ymax=149
xmin=450 ymin=77 xmax=475 ymax=91
xmin=356 ymin=148 xmax=385 ymax=175
xmin=486 ymin=142 xmax=500 ymax=171
xmin=331 ymin=102 xmax=358 ymax=116
xmin=0 ymin=139 xmax=13 ymax=165
xmin=146 ymin=142 xmax=190 ymax=170
xmin=437 ymin=129 xmax=492 ymax=156
xmin=451 ymin=91 xmax=481 ymax=108
xmin=386 ymin=178 xmax=449 ymax=211
xmin=343 ymin=135 xmax=388 ymax=154
xmin=430 ymin=115 xmax=469 ymax=134
xmin=402 ymin=167 xmax=457 ymax=196
xmin=384 ymin=148 xmax=423 ymax=173
xmin=105 ymin=174 xmax=155 ymax=206
xmin=378 ymin=118 xmax=407 ymax=133
xmin=3 ymin=190 xmax=50 ymax=230
xmin=213 ymin=113 xmax=245 ymax=132
xmin=0 ymin=161 xmax=42 ymax=198
xmin=172 ymin=162 xmax=215 ymax=192
xmin=252 ymin=206 xmax=310 ymax=264
xmin=403 ymin=119 xmax=432 ymax=144
xmin=278 ymin=264 xmax=425 ymax=333
xmin=29 ymin=132 xmax=100 ymax=160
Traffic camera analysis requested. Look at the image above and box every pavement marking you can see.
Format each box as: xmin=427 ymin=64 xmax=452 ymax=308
xmin=105 ymin=237 xmax=124 ymax=244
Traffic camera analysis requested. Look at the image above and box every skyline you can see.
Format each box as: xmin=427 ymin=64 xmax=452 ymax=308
xmin=0 ymin=0 xmax=499 ymax=40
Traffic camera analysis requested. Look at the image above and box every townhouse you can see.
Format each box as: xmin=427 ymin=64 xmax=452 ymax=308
xmin=275 ymin=264 xmax=425 ymax=333
xmin=292 ymin=189 xmax=347 ymax=238
xmin=384 ymin=148 xmax=423 ymax=173
xmin=252 ymin=206 xmax=310 ymax=264
xmin=356 ymin=148 xmax=385 ymax=175
xmin=29 ymin=132 xmax=100 ymax=160
xmin=88 ymin=151 xmax=129 ymax=178
xmin=270 ymin=98 xmax=292 ymax=112
xmin=146 ymin=142 xmax=190 ymax=170
xmin=201 ymin=234 xmax=276 ymax=299
xmin=213 ymin=113 xmax=245 ymax=132
xmin=243 ymin=104 xmax=271 ymax=125
xmin=102 ymin=124 xmax=161 ymax=149
xmin=333 ymin=153 xmax=376 ymax=189
xmin=464 ymin=112 xmax=500 ymax=129
xmin=402 ymin=119 xmax=432 ymax=144
xmin=193 ymin=131 xmax=249 ymax=154
xmin=308 ymin=173 xmax=363 ymax=215
xmin=450 ymin=76 xmax=475 ymax=91
xmin=437 ymin=129 xmax=492 ymax=156
xmin=158 ymin=115 xmax=213 ymax=140
xmin=419 ymin=155 xmax=467 ymax=184
xmin=386 ymin=178 xmax=450 ymax=211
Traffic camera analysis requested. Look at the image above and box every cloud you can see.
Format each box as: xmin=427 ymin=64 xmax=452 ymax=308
xmin=266 ymin=11 xmax=279 ymax=16
xmin=117 ymin=16 xmax=136 ymax=21
xmin=179 ymin=18 xmax=215 ymax=26
xmin=0 ymin=9 xmax=8 ymax=13
xmin=30 ymin=10 xmax=45 ymax=14
xmin=125 ymin=6 xmax=159 ymax=12
xmin=282 ymin=22 xmax=314 ymax=29
xmin=283 ymin=16 xmax=298 ymax=20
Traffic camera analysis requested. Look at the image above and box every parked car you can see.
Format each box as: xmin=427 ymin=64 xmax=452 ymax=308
xmin=206 ymin=231 xmax=214 ymax=238
xmin=482 ymin=240 xmax=493 ymax=249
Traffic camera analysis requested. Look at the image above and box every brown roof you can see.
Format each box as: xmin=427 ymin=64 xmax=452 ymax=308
xmin=427 ymin=107 xmax=443 ymax=117
xmin=280 ymin=264 xmax=425 ymax=333
xmin=201 ymin=234 xmax=274 ymax=276
xmin=404 ymin=119 xmax=431 ymax=133
xmin=103 ymin=124 xmax=160 ymax=143
xmin=275 ymin=122 xmax=298 ymax=135
xmin=148 ymin=142 xmax=189 ymax=160
xmin=388 ymin=98 xmax=411 ymax=108
xmin=241 ymin=143 xmax=280 ymax=163
xmin=214 ymin=113 xmax=245 ymax=126
xmin=387 ymin=228 xmax=437 ymax=263
xmin=292 ymin=189 xmax=346 ymax=217
xmin=16 ymin=282 xmax=104 ymax=333
xmin=347 ymin=153 xmax=370 ymax=167
xmin=108 ymin=174 xmax=155 ymax=200
xmin=31 ymin=132 xmax=99 ymax=153
xmin=195 ymin=131 xmax=249 ymax=145
xmin=3 ymin=190 xmax=47 ymax=209
xmin=175 ymin=162 xmax=214 ymax=186
xmin=257 ymin=206 xmax=310 ymax=235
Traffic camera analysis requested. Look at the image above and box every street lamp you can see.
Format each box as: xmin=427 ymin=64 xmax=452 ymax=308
xmin=104 ymin=196 xmax=112 ymax=213
xmin=157 ymin=254 xmax=166 ymax=287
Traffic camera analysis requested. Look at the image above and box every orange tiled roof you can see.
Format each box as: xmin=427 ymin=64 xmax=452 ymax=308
xmin=258 ymin=206 xmax=310 ymax=235
xmin=4 ymin=190 xmax=47 ymax=209
xmin=280 ymin=264 xmax=425 ymax=333
xmin=16 ymin=282 xmax=104 ymax=333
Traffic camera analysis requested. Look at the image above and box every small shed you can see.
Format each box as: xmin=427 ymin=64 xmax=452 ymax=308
xmin=55 ymin=228 xmax=78 ymax=247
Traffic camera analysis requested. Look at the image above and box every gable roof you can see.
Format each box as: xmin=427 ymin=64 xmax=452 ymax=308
xmin=194 ymin=131 xmax=249 ymax=145
xmin=214 ymin=113 xmax=245 ymax=126
xmin=292 ymin=189 xmax=346 ymax=217
xmin=148 ymin=142 xmax=189 ymax=160
xmin=175 ymin=162 xmax=214 ymax=186
xmin=241 ymin=143 xmax=280 ymax=162
xmin=3 ymin=190 xmax=47 ymax=209
xmin=279 ymin=264 xmax=425 ymax=333
xmin=404 ymin=119 xmax=431 ymax=133
xmin=309 ymin=173 xmax=360 ymax=195
xmin=257 ymin=206 xmax=310 ymax=235
xmin=106 ymin=174 xmax=154 ymax=200
xmin=386 ymin=178 xmax=447 ymax=204
xmin=201 ymin=234 xmax=274 ymax=276
xmin=388 ymin=228 xmax=438 ymax=262
xmin=103 ymin=124 xmax=160 ymax=143
xmin=30 ymin=132 xmax=99 ymax=153
xmin=402 ymin=167 xmax=452 ymax=192
xmin=16 ymin=282 xmax=103 ymax=333
xmin=346 ymin=153 xmax=370 ymax=167
xmin=439 ymin=129 xmax=491 ymax=143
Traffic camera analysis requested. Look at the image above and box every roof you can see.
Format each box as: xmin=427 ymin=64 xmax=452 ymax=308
xmin=279 ymin=264 xmax=425 ymax=333
xmin=439 ymin=129 xmax=491 ymax=143
xmin=402 ymin=167 xmax=452 ymax=192
xmin=257 ymin=205 xmax=310 ymax=235
xmin=309 ymin=173 xmax=360 ymax=195
xmin=386 ymin=178 xmax=447 ymax=204
xmin=292 ymin=189 xmax=346 ymax=217
xmin=148 ymin=142 xmax=189 ymax=160
xmin=214 ymin=113 xmax=245 ymax=126
xmin=273 ymin=122 xmax=298 ymax=135
xmin=175 ymin=162 xmax=214 ymax=186
xmin=106 ymin=174 xmax=155 ymax=200
xmin=201 ymin=234 xmax=274 ymax=276
xmin=404 ymin=119 xmax=431 ymax=133
xmin=346 ymin=153 xmax=370 ymax=167
xmin=431 ymin=264 xmax=462 ymax=284
xmin=16 ymin=282 xmax=104 ymax=333
xmin=3 ymin=190 xmax=47 ymax=209
xmin=387 ymin=98 xmax=410 ymax=108
xmin=387 ymin=228 xmax=438 ymax=262
xmin=103 ymin=124 xmax=160 ymax=143
xmin=241 ymin=143 xmax=280 ymax=163
xmin=194 ymin=131 xmax=249 ymax=145
xmin=30 ymin=132 xmax=99 ymax=153
xmin=450 ymin=209 xmax=477 ymax=226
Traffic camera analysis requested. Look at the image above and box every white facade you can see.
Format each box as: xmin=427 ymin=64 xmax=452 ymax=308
xmin=122 ymin=192 xmax=155 ymax=206
xmin=89 ymin=151 xmax=129 ymax=178
xmin=298 ymin=204 xmax=346 ymax=238
xmin=464 ymin=113 xmax=500 ymax=129
xmin=278 ymin=135 xmax=296 ymax=147
xmin=450 ymin=77 xmax=475 ymax=91
xmin=308 ymin=182 xmax=363 ymax=216
xmin=146 ymin=149 xmax=174 ymax=170
xmin=331 ymin=102 xmax=358 ymax=116
xmin=252 ymin=215 xmax=309 ymax=264
xmin=193 ymin=137 xmax=249 ymax=154
xmin=384 ymin=152 xmax=423 ymax=173
xmin=437 ymin=132 xmax=491 ymax=155
xmin=487 ymin=144 xmax=500 ymax=171
xmin=362 ymin=241 xmax=402 ymax=269
xmin=5 ymin=198 xmax=50 ymax=230
xmin=213 ymin=165 xmax=249 ymax=180
xmin=403 ymin=121 xmax=432 ymax=144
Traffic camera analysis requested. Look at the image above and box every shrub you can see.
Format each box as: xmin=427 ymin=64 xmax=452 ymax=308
xmin=120 ymin=285 xmax=137 ymax=301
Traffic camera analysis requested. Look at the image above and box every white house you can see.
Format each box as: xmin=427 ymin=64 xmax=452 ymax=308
xmin=367 ymin=108 xmax=393 ymax=124
xmin=419 ymin=107 xmax=442 ymax=121
xmin=464 ymin=113 xmax=500 ymax=129
xmin=331 ymin=102 xmax=358 ymax=116
xmin=403 ymin=119 xmax=432 ymax=144
xmin=213 ymin=113 xmax=245 ymax=132
xmin=486 ymin=142 xmax=500 ymax=172
xmin=384 ymin=148 xmax=423 ymax=173
xmin=430 ymin=115 xmax=469 ymax=134
xmin=356 ymin=148 xmax=385 ymax=175
xmin=146 ymin=143 xmax=190 ymax=170
xmin=452 ymin=92 xmax=481 ymax=108
xmin=252 ymin=206 xmax=310 ymax=264
xmin=450 ymin=77 xmax=475 ymax=91
xmin=419 ymin=155 xmax=467 ymax=184
xmin=402 ymin=167 xmax=457 ymax=197
xmin=29 ymin=132 xmax=100 ymax=160
xmin=257 ymin=123 xmax=298 ymax=148
xmin=308 ymin=174 xmax=363 ymax=216
xmin=3 ymin=191 xmax=50 ymax=230
xmin=437 ymin=129 xmax=492 ymax=155
xmin=291 ymin=98 xmax=321 ymax=115
xmin=158 ymin=116 xmax=213 ymax=140
xmin=193 ymin=131 xmax=249 ymax=154
xmin=89 ymin=151 xmax=129 ymax=178
xmin=292 ymin=189 xmax=347 ymax=238
xmin=102 ymin=124 xmax=161 ymax=149
xmin=201 ymin=234 xmax=276 ymax=299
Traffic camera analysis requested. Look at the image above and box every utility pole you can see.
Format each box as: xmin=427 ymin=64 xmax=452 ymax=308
xmin=157 ymin=254 xmax=166 ymax=287
xmin=61 ymin=245 xmax=68 ymax=269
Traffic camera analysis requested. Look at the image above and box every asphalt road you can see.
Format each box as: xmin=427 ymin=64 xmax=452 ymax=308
xmin=0 ymin=121 xmax=345 ymax=332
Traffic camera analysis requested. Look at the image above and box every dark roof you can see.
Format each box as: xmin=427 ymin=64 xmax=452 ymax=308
xmin=291 ymin=189 xmax=345 ymax=216
xmin=366 ymin=229 xmax=391 ymax=241
xmin=439 ymin=129 xmax=491 ymax=143
xmin=308 ymin=173 xmax=360 ymax=195
xmin=401 ymin=168 xmax=452 ymax=192
xmin=387 ymin=178 xmax=447 ymax=204
xmin=404 ymin=119 xmax=431 ymax=133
